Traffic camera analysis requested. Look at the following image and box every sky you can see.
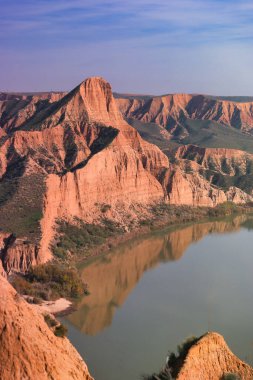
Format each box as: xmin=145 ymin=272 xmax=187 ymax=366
xmin=1 ymin=0 xmax=253 ymax=94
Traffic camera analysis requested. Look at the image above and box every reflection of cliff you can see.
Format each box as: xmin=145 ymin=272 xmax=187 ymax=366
xmin=67 ymin=215 xmax=249 ymax=335
xmin=163 ymin=214 xmax=248 ymax=261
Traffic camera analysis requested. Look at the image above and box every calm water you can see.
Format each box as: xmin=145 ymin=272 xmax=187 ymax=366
xmin=63 ymin=214 xmax=253 ymax=380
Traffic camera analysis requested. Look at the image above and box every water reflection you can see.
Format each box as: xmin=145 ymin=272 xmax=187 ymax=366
xmin=67 ymin=214 xmax=250 ymax=335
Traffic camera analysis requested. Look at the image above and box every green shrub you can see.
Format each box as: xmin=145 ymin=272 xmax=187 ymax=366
xmin=221 ymin=374 xmax=241 ymax=380
xmin=208 ymin=202 xmax=239 ymax=217
xmin=52 ymin=219 xmax=122 ymax=260
xmin=32 ymin=296 xmax=43 ymax=304
xmin=54 ymin=323 xmax=68 ymax=338
xmin=101 ymin=204 xmax=111 ymax=213
xmin=53 ymin=246 xmax=67 ymax=260
xmin=27 ymin=264 xmax=86 ymax=298
xmin=44 ymin=314 xmax=58 ymax=328
xmin=11 ymin=275 xmax=32 ymax=294
xmin=12 ymin=263 xmax=87 ymax=301
xmin=177 ymin=336 xmax=198 ymax=357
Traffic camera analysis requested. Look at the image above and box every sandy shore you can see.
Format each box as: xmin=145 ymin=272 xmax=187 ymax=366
xmin=25 ymin=297 xmax=73 ymax=315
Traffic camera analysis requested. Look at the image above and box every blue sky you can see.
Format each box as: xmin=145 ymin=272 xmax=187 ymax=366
xmin=1 ymin=0 xmax=253 ymax=94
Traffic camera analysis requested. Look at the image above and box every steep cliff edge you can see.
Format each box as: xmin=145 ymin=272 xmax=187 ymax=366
xmin=150 ymin=332 xmax=253 ymax=380
xmin=0 ymin=274 xmax=93 ymax=380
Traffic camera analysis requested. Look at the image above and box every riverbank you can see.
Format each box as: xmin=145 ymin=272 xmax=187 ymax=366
xmin=54 ymin=202 xmax=253 ymax=266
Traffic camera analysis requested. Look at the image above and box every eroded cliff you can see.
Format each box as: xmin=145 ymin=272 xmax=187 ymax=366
xmin=0 ymin=274 xmax=93 ymax=380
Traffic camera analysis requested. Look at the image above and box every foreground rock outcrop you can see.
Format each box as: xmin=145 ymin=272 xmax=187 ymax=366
xmin=151 ymin=332 xmax=253 ymax=380
xmin=0 ymin=275 xmax=93 ymax=380
xmin=176 ymin=333 xmax=253 ymax=380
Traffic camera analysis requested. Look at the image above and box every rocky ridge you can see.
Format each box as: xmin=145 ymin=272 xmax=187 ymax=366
xmin=116 ymin=93 xmax=253 ymax=133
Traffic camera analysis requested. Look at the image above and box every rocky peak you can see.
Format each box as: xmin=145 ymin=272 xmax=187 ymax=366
xmin=78 ymin=76 xmax=125 ymax=127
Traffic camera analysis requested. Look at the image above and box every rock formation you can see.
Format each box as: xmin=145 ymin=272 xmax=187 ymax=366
xmin=0 ymin=232 xmax=40 ymax=276
xmin=151 ymin=332 xmax=253 ymax=380
xmin=176 ymin=332 xmax=253 ymax=380
xmin=0 ymin=274 xmax=93 ymax=380
xmin=1 ymin=78 xmax=253 ymax=272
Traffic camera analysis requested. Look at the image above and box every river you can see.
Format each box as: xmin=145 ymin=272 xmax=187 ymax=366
xmin=63 ymin=214 xmax=253 ymax=380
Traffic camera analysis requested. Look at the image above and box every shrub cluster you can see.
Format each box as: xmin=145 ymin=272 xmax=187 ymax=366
xmin=44 ymin=315 xmax=68 ymax=338
xmin=208 ymin=201 xmax=239 ymax=217
xmin=53 ymin=219 xmax=121 ymax=260
xmin=12 ymin=264 xmax=88 ymax=301
xmin=44 ymin=314 xmax=58 ymax=328
xmin=54 ymin=323 xmax=68 ymax=338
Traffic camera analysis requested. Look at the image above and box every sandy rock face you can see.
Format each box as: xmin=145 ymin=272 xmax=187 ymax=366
xmin=175 ymin=332 xmax=253 ymax=380
xmin=164 ymin=166 xmax=227 ymax=206
xmin=0 ymin=232 xmax=40 ymax=275
xmin=0 ymin=275 xmax=93 ymax=380
xmin=2 ymin=241 xmax=39 ymax=274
